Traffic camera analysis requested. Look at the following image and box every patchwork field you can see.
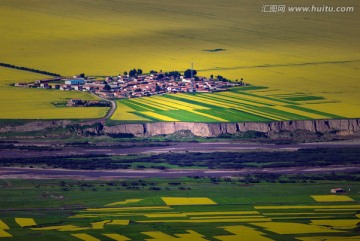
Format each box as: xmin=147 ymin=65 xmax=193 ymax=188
xmin=0 ymin=0 xmax=359 ymax=120
xmin=311 ymin=195 xmax=355 ymax=202
xmin=0 ymin=179 xmax=359 ymax=241
xmin=111 ymin=86 xmax=347 ymax=122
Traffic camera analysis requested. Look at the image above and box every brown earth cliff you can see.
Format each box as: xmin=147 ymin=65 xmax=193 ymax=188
xmin=103 ymin=119 xmax=360 ymax=137
xmin=1 ymin=119 xmax=359 ymax=138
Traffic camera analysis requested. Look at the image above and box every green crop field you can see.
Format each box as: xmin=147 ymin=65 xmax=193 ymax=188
xmin=111 ymin=86 xmax=344 ymax=122
xmin=1 ymin=178 xmax=359 ymax=241
xmin=1 ymin=0 xmax=359 ymax=120
xmin=0 ymin=67 xmax=108 ymax=119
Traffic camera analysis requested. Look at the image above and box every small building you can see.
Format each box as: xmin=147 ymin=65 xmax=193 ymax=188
xmin=331 ymin=188 xmax=344 ymax=194
xmin=73 ymin=85 xmax=83 ymax=91
xmin=15 ymin=83 xmax=28 ymax=87
xmin=40 ymin=83 xmax=49 ymax=88
xmin=67 ymin=99 xmax=83 ymax=106
xmin=65 ymin=79 xmax=85 ymax=85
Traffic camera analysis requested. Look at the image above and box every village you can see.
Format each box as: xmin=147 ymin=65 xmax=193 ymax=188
xmin=14 ymin=69 xmax=245 ymax=104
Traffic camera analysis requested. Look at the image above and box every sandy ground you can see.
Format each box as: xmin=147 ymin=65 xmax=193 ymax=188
xmin=1 ymin=142 xmax=360 ymax=159
xmin=1 ymin=141 xmax=359 ymax=180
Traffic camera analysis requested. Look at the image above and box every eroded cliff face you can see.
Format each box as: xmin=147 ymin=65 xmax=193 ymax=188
xmin=103 ymin=119 xmax=360 ymax=137
xmin=1 ymin=119 xmax=359 ymax=138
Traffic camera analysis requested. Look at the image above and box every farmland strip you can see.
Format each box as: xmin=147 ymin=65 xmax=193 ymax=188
xmin=139 ymin=111 xmax=178 ymax=121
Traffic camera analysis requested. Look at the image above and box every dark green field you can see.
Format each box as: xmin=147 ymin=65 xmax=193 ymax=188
xmin=1 ymin=178 xmax=360 ymax=241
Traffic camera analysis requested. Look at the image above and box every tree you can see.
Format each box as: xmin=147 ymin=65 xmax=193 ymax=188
xmin=155 ymin=85 xmax=162 ymax=92
xmin=123 ymin=71 xmax=128 ymax=75
xmin=184 ymin=69 xmax=197 ymax=78
xmin=104 ymin=84 xmax=111 ymax=91
xmin=79 ymin=73 xmax=85 ymax=78
xmin=129 ymin=69 xmax=137 ymax=77
xmin=156 ymin=73 xmax=164 ymax=79
xmin=137 ymin=69 xmax=143 ymax=75
xmin=165 ymin=71 xmax=181 ymax=78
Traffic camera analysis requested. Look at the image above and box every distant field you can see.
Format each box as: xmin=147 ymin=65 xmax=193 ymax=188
xmin=0 ymin=67 xmax=108 ymax=119
xmin=0 ymin=0 xmax=359 ymax=120
xmin=111 ymin=86 xmax=344 ymax=122
xmin=0 ymin=179 xmax=359 ymax=241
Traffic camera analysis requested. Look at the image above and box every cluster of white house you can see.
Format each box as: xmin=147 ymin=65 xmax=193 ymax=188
xmin=15 ymin=73 xmax=245 ymax=99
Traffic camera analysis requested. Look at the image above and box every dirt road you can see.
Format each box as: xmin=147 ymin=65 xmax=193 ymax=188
xmin=1 ymin=142 xmax=359 ymax=159
xmin=1 ymin=165 xmax=359 ymax=180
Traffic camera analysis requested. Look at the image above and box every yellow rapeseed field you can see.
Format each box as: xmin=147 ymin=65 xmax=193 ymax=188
xmin=0 ymin=230 xmax=12 ymax=238
xmin=108 ymin=220 xmax=130 ymax=226
xmin=215 ymin=225 xmax=274 ymax=241
xmin=1 ymin=0 xmax=359 ymax=119
xmin=89 ymin=220 xmax=130 ymax=229
xmin=311 ymin=219 xmax=360 ymax=230
xmin=15 ymin=218 xmax=36 ymax=227
xmin=190 ymin=215 xmax=265 ymax=219
xmin=111 ymin=102 xmax=149 ymax=121
xmin=0 ymin=67 xmax=108 ymax=119
xmin=102 ymin=233 xmax=131 ymax=241
xmin=142 ymin=230 xmax=209 ymax=241
xmin=145 ymin=213 xmax=188 ymax=218
xmin=105 ymin=199 xmax=143 ymax=206
xmin=184 ymin=211 xmax=260 ymax=216
xmin=0 ymin=220 xmax=9 ymax=229
xmin=252 ymin=222 xmax=343 ymax=234
xmin=130 ymin=98 xmax=173 ymax=111
xmin=91 ymin=220 xmax=110 ymax=229
xmin=71 ymin=233 xmax=100 ymax=241
xmin=141 ymin=112 xmax=179 ymax=121
xmin=0 ymin=219 xmax=11 ymax=238
xmin=139 ymin=218 xmax=272 ymax=223
xmin=311 ymin=195 xmax=355 ymax=202
xmin=32 ymin=225 xmax=89 ymax=232
xmin=161 ymin=197 xmax=216 ymax=206
xmin=151 ymin=96 xmax=208 ymax=110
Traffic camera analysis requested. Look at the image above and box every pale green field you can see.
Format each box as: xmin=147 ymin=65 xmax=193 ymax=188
xmin=0 ymin=0 xmax=359 ymax=119
xmin=0 ymin=67 xmax=108 ymax=119
xmin=111 ymin=87 xmax=344 ymax=122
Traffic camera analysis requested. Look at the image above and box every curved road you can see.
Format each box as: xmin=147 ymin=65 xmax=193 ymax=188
xmin=82 ymin=93 xmax=117 ymax=125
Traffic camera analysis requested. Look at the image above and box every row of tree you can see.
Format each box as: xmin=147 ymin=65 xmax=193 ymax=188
xmin=121 ymin=68 xmax=234 ymax=81
xmin=0 ymin=62 xmax=61 ymax=77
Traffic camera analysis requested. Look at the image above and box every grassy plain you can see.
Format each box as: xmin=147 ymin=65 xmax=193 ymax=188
xmin=1 ymin=0 xmax=359 ymax=120
xmin=0 ymin=67 xmax=108 ymax=119
xmin=0 ymin=179 xmax=359 ymax=241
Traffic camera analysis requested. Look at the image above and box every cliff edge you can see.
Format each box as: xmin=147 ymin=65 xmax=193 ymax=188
xmin=103 ymin=119 xmax=360 ymax=137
